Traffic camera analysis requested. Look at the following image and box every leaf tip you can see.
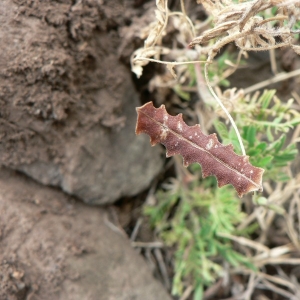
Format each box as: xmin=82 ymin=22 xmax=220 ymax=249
xmin=183 ymin=158 xmax=190 ymax=168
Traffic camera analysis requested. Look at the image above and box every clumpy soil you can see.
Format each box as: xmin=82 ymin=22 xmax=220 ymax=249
xmin=1 ymin=0 xmax=108 ymax=166
xmin=0 ymin=0 xmax=163 ymax=204
xmin=0 ymin=0 xmax=153 ymax=164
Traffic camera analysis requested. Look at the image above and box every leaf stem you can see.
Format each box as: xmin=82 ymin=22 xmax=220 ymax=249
xmin=250 ymin=118 xmax=300 ymax=129
xmin=204 ymin=62 xmax=246 ymax=156
xmin=243 ymin=68 xmax=300 ymax=94
xmin=133 ymin=57 xmax=206 ymax=66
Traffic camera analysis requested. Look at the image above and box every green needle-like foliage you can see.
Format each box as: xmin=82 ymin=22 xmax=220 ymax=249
xmin=215 ymin=90 xmax=299 ymax=181
xmin=145 ymin=179 xmax=255 ymax=297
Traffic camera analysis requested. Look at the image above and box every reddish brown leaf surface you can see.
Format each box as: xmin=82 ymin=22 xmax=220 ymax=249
xmin=136 ymin=102 xmax=264 ymax=197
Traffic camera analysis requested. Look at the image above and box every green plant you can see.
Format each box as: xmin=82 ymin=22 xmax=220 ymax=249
xmin=141 ymin=89 xmax=299 ymax=299
xmin=214 ymin=90 xmax=299 ymax=180
xmin=145 ymin=179 xmax=255 ymax=298
xmin=131 ymin=0 xmax=300 ymax=299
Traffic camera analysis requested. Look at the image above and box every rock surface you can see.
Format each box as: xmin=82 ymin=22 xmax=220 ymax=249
xmin=0 ymin=168 xmax=171 ymax=300
xmin=0 ymin=0 xmax=163 ymax=204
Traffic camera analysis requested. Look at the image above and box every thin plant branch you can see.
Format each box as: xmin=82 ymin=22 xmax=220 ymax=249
xmin=133 ymin=57 xmax=207 ymax=66
xmin=243 ymin=68 xmax=300 ymax=94
xmin=204 ymin=62 xmax=246 ymax=155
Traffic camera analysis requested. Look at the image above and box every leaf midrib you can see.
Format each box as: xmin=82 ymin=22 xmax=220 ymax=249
xmin=140 ymin=109 xmax=260 ymax=189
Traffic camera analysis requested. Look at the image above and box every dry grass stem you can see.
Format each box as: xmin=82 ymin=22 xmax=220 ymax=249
xmin=243 ymin=68 xmax=300 ymax=94
xmin=131 ymin=241 xmax=164 ymax=248
xmin=154 ymin=248 xmax=171 ymax=290
xmin=179 ymin=285 xmax=194 ymax=300
xmin=217 ymin=232 xmax=270 ymax=252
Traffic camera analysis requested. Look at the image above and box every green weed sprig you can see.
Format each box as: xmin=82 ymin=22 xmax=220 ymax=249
xmin=215 ymin=90 xmax=300 ymax=180
xmin=145 ymin=179 xmax=254 ymax=298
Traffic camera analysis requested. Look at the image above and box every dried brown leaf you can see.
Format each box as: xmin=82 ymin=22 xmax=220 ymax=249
xmin=136 ymin=102 xmax=264 ymax=197
xmin=190 ymin=21 xmax=238 ymax=46
xmin=239 ymin=0 xmax=271 ymax=31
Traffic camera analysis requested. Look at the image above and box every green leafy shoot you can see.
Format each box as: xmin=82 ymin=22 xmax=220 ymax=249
xmin=207 ymin=51 xmax=239 ymax=87
xmin=144 ymin=179 xmax=256 ymax=297
xmin=215 ymin=90 xmax=299 ymax=181
xmin=234 ymin=90 xmax=300 ymax=137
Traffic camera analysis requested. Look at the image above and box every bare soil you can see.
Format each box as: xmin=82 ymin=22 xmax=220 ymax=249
xmin=0 ymin=167 xmax=171 ymax=300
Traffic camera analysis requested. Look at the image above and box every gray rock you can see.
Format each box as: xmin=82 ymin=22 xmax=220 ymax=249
xmin=0 ymin=0 xmax=163 ymax=204
xmin=18 ymin=66 xmax=163 ymax=204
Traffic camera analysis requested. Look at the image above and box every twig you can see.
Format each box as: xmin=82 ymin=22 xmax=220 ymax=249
xmin=203 ymin=278 xmax=224 ymax=299
xmin=233 ymin=270 xmax=297 ymax=291
xmin=287 ymin=194 xmax=300 ymax=250
xmin=243 ymin=68 xmax=300 ymax=94
xmin=133 ymin=57 xmax=207 ymax=66
xmin=259 ymin=279 xmax=296 ymax=299
xmin=131 ymin=241 xmax=164 ymax=248
xmin=243 ymin=272 xmax=258 ymax=300
xmin=254 ymin=258 xmax=300 ymax=266
xmin=145 ymin=248 xmax=157 ymax=273
xmin=104 ymin=213 xmax=127 ymax=238
xmin=194 ymin=63 xmax=215 ymax=105
xmin=217 ymin=232 xmax=269 ymax=252
xmin=204 ymin=62 xmax=246 ymax=155
xmin=180 ymin=285 xmax=194 ymax=300
xmin=169 ymin=12 xmax=196 ymax=39
xmin=154 ymin=248 xmax=171 ymax=290
xmin=130 ymin=218 xmax=143 ymax=241
xmin=269 ymin=48 xmax=277 ymax=75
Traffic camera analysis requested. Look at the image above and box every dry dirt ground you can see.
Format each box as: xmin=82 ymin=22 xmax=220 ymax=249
xmin=0 ymin=167 xmax=171 ymax=300
xmin=0 ymin=0 xmax=171 ymax=299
